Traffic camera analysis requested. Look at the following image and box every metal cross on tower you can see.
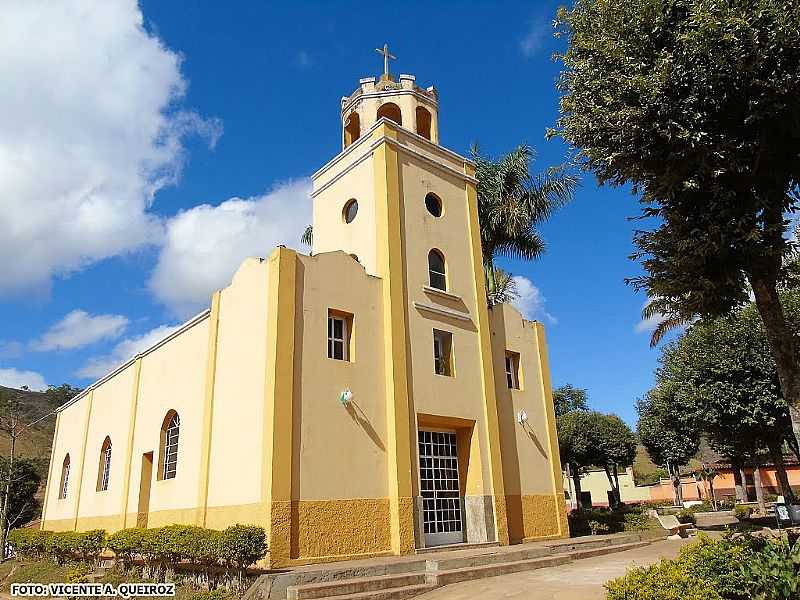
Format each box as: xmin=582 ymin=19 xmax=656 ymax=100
xmin=375 ymin=43 xmax=396 ymax=78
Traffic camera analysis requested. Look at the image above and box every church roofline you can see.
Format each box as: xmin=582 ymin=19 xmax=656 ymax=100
xmin=56 ymin=308 xmax=212 ymax=413
xmin=312 ymin=117 xmax=475 ymax=192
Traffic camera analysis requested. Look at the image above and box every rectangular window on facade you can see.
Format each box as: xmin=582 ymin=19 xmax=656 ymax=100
xmin=505 ymin=351 xmax=521 ymax=389
xmin=433 ymin=329 xmax=454 ymax=376
xmin=327 ymin=310 xmax=353 ymax=361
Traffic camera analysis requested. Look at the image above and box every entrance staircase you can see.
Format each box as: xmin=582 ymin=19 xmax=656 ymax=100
xmin=243 ymin=533 xmax=657 ymax=600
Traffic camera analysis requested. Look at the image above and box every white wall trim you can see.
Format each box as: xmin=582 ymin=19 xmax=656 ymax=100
xmin=413 ymin=301 xmax=471 ymax=322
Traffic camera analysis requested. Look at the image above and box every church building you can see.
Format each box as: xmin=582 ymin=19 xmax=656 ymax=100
xmin=40 ymin=58 xmax=567 ymax=567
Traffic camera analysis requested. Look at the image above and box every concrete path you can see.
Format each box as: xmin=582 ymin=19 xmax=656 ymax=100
xmin=416 ymin=537 xmax=693 ymax=600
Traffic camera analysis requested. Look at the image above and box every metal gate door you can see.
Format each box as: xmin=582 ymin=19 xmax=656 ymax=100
xmin=419 ymin=430 xmax=464 ymax=546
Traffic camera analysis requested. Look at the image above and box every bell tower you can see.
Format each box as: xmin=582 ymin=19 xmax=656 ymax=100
xmin=341 ymin=44 xmax=439 ymax=148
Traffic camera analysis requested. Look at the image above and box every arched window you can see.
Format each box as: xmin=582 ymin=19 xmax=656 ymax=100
xmin=428 ymin=249 xmax=447 ymax=291
xmin=159 ymin=411 xmax=180 ymax=480
xmin=376 ymin=102 xmax=402 ymax=126
xmin=97 ymin=436 xmax=112 ymax=491
xmin=425 ymin=193 xmax=442 ymax=217
xmin=59 ymin=454 xmax=70 ymax=499
xmin=416 ymin=106 xmax=432 ymax=140
xmin=344 ymin=112 xmax=360 ymax=147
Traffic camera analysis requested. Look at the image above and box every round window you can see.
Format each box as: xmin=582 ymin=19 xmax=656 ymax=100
xmin=343 ymin=199 xmax=358 ymax=223
xmin=425 ymin=193 xmax=442 ymax=217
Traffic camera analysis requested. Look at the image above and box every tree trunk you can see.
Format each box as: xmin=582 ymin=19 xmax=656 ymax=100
xmin=602 ymin=465 xmax=620 ymax=509
xmin=732 ymin=461 xmax=746 ymax=503
xmin=613 ymin=464 xmax=622 ymax=507
xmin=668 ymin=462 xmax=683 ymax=506
xmin=768 ymin=443 xmax=795 ymax=504
xmin=749 ymin=276 xmax=800 ymax=447
xmin=0 ymin=431 xmax=16 ymax=561
xmin=571 ymin=464 xmax=583 ymax=511
xmin=754 ymin=466 xmax=766 ymax=514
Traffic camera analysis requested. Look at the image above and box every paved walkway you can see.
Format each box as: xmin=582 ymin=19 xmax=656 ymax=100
xmin=416 ymin=537 xmax=693 ymax=600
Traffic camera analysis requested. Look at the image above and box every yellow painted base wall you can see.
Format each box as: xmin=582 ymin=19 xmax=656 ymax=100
xmin=291 ymin=498 xmax=391 ymax=561
xmin=505 ymin=494 xmax=566 ymax=542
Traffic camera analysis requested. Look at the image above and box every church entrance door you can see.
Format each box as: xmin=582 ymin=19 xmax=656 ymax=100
xmin=137 ymin=452 xmax=153 ymax=528
xmin=419 ymin=430 xmax=464 ymax=546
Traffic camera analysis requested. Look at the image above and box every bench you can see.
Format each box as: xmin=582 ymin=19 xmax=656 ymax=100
xmin=649 ymin=511 xmax=694 ymax=539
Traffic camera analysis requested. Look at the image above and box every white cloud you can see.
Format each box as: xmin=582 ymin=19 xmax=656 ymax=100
xmin=0 ymin=1 xmax=221 ymax=296
xmin=0 ymin=368 xmax=47 ymax=391
xmin=149 ymin=179 xmax=312 ymax=317
xmin=76 ymin=324 xmax=180 ymax=380
xmin=511 ymin=276 xmax=557 ymax=324
xmin=634 ymin=308 xmax=666 ymax=334
xmin=519 ymin=17 xmax=550 ymax=58
xmin=32 ymin=310 xmax=128 ymax=351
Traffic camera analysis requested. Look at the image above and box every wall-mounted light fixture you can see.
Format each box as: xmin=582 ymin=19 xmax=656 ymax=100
xmin=517 ymin=409 xmax=528 ymax=426
xmin=339 ymin=389 xmax=353 ymax=407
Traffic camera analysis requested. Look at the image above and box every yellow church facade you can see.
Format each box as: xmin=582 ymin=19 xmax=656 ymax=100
xmin=40 ymin=69 xmax=567 ymax=567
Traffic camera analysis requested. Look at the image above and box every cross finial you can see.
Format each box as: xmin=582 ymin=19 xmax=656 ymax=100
xmin=375 ymin=43 xmax=396 ymax=78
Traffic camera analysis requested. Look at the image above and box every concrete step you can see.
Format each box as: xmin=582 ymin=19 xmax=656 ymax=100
xmin=426 ymin=554 xmax=572 ymax=587
xmin=306 ymin=583 xmax=437 ymax=600
xmin=287 ymin=574 xmax=427 ymax=600
xmin=425 ymin=545 xmax=552 ymax=571
xmin=567 ymin=540 xmax=651 ymax=560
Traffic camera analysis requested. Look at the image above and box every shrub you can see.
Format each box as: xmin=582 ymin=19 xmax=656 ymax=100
xmin=623 ymin=511 xmax=654 ymax=532
xmin=676 ymin=508 xmax=696 ymax=525
xmin=217 ymin=525 xmax=268 ymax=587
xmin=66 ymin=562 xmax=91 ymax=583
xmin=606 ymin=559 xmax=722 ymax=600
xmin=106 ymin=528 xmax=146 ymax=571
xmin=734 ymin=504 xmax=752 ymax=521
xmin=588 ymin=520 xmax=609 ymax=535
xmin=77 ymin=530 xmax=105 ymax=563
xmin=741 ymin=535 xmax=800 ymax=599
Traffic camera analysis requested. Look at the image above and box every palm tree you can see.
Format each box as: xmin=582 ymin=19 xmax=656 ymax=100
xmin=472 ymin=144 xmax=577 ymax=301
xmin=301 ymin=225 xmax=313 ymax=246
xmin=489 ymin=269 xmax=519 ymax=304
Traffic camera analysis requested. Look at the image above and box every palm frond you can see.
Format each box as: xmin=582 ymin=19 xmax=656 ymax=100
xmin=301 ymin=224 xmax=313 ymax=246
xmin=489 ymin=269 xmax=520 ymax=304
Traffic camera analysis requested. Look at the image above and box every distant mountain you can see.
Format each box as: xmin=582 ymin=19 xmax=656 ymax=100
xmin=0 ymin=385 xmax=81 ymax=472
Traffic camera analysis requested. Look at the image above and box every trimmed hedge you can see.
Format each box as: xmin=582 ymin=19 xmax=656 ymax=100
xmin=9 ymin=523 xmax=267 ymax=590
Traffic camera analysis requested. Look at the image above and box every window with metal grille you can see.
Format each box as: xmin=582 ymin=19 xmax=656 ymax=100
xmin=59 ymin=454 xmax=70 ymax=499
xmin=98 ymin=437 xmax=112 ymax=491
xmin=162 ymin=413 xmax=180 ymax=480
xmin=433 ymin=329 xmax=453 ymax=377
xmin=428 ymin=249 xmax=446 ymax=291
xmin=505 ymin=351 xmax=520 ymax=389
xmin=327 ymin=311 xmax=352 ymax=361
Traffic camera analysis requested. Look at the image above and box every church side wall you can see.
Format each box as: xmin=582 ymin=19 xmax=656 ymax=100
xmin=74 ymin=366 xmax=138 ymax=531
xmin=490 ymin=304 xmax=568 ymax=542
xmin=289 ymin=251 xmax=390 ymax=562
xmin=205 ymin=258 xmax=270 ymax=528
xmin=123 ymin=317 xmax=210 ymax=528
xmin=41 ymin=393 xmax=93 ymax=531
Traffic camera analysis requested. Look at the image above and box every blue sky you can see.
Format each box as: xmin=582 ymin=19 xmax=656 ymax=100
xmin=0 ymin=1 xmax=666 ymax=425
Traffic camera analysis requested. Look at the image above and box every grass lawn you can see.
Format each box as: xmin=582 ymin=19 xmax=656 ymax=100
xmin=0 ymin=560 xmax=235 ymax=599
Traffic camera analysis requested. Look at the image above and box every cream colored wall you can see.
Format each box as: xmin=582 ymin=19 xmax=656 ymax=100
xmin=294 ymin=251 xmax=388 ymax=501
xmin=312 ymin=158 xmax=378 ymax=275
xmin=205 ymin=258 xmax=270 ymax=519
xmin=76 ymin=367 xmax=137 ymax=519
xmin=42 ymin=394 xmax=91 ymax=528
xmin=395 ymin=149 xmax=492 ymax=494
xmin=566 ymin=468 xmax=652 ymax=506
xmin=492 ymin=305 xmax=557 ymax=497
xmin=124 ymin=317 xmax=210 ymax=525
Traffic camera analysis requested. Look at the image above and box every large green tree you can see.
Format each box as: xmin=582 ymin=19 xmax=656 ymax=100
xmin=637 ymin=387 xmax=701 ymax=505
xmin=657 ymin=296 xmax=800 ymax=502
xmin=472 ymin=145 xmax=577 ymax=299
xmin=558 ymin=410 xmax=637 ymax=509
xmin=551 ymin=0 xmax=800 ymax=441
xmin=552 ymin=384 xmax=589 ymax=417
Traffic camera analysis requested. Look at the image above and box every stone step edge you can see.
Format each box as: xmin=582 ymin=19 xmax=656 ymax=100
xmin=425 ymin=539 xmax=654 ymax=586
xmin=286 ymin=573 xmax=427 ymax=600
xmin=300 ymin=582 xmax=437 ymax=600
